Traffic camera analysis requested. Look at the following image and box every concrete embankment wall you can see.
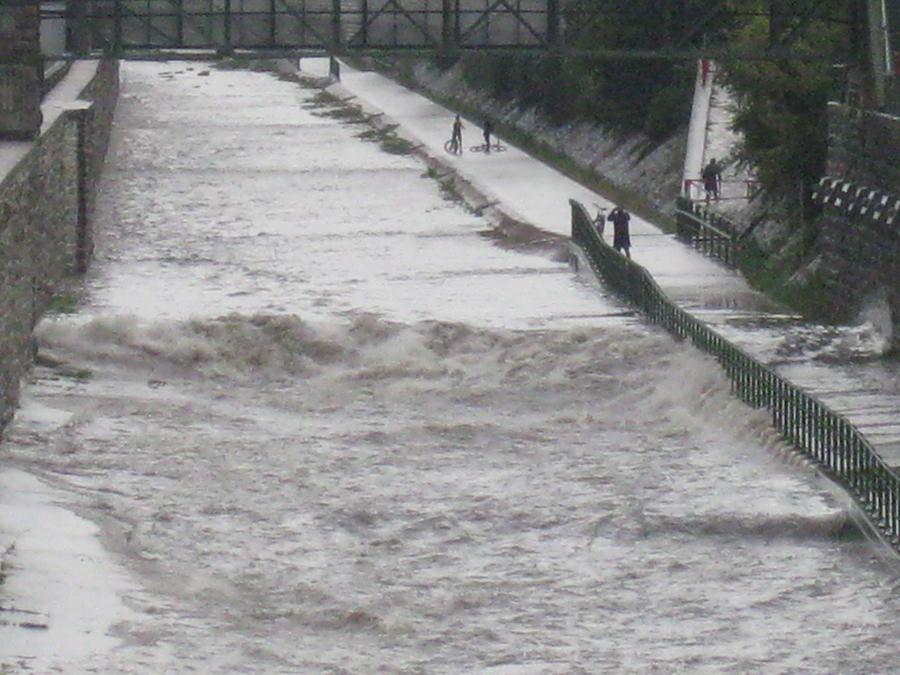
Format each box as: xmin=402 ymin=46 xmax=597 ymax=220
xmin=0 ymin=58 xmax=118 ymax=435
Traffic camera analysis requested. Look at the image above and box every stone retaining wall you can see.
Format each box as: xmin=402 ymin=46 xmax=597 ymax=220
xmin=0 ymin=59 xmax=119 ymax=435
xmin=827 ymin=104 xmax=900 ymax=193
xmin=809 ymin=104 xmax=900 ymax=341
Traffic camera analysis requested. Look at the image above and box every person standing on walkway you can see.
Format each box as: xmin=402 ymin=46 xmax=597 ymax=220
xmin=482 ymin=119 xmax=493 ymax=153
xmin=702 ymin=158 xmax=722 ymax=203
xmin=607 ymin=206 xmax=631 ymax=259
xmin=451 ymin=114 xmax=464 ymax=154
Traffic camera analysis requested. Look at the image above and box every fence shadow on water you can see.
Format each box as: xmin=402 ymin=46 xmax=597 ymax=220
xmin=570 ymin=198 xmax=900 ymax=554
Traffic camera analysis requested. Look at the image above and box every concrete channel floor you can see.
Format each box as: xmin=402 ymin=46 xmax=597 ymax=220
xmin=318 ymin=58 xmax=900 ymax=464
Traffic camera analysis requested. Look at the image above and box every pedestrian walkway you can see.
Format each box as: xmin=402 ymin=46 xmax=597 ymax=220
xmin=316 ymin=59 xmax=900 ymax=465
xmin=327 ymin=61 xmax=768 ymax=316
xmin=681 ymin=59 xmax=757 ymax=213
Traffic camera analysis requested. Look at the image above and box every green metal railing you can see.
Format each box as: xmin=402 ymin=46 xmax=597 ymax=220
xmin=571 ymin=198 xmax=900 ymax=550
xmin=674 ymin=195 xmax=739 ymax=267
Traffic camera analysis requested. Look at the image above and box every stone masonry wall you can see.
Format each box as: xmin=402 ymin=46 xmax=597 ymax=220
xmin=827 ymin=104 xmax=900 ymax=193
xmin=77 ymin=58 xmax=120 ymax=266
xmin=0 ymin=59 xmax=119 ymax=435
xmin=810 ymin=103 xmax=900 ymax=341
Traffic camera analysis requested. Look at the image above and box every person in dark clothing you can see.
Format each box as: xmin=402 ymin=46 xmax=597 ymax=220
xmin=701 ymin=158 xmax=722 ymax=203
xmin=607 ymin=206 xmax=631 ymax=259
xmin=450 ymin=114 xmax=464 ymax=153
xmin=482 ymin=119 xmax=493 ymax=153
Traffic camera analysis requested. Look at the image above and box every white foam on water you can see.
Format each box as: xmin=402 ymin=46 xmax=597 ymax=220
xmin=3 ymin=60 xmax=900 ymax=674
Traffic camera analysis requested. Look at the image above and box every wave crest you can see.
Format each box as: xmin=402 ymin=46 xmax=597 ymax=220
xmin=35 ymin=313 xmax=663 ymax=383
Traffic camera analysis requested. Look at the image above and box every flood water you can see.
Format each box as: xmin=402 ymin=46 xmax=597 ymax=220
xmin=4 ymin=61 xmax=900 ymax=673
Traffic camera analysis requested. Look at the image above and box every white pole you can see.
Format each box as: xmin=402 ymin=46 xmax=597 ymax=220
xmin=881 ymin=0 xmax=892 ymax=74
xmin=682 ymin=59 xmax=714 ymax=201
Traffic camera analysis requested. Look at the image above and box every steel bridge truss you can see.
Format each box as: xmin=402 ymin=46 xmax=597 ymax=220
xmin=50 ymin=0 xmax=890 ymax=67
xmin=70 ymin=0 xmax=558 ymax=53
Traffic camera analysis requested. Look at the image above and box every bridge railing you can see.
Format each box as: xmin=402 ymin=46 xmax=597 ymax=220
xmin=682 ymin=177 xmax=761 ymax=203
xmin=59 ymin=0 xmax=555 ymax=53
xmin=571 ymin=198 xmax=900 ymax=550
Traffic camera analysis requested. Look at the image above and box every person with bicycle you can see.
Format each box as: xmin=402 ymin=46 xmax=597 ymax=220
xmin=482 ymin=119 xmax=494 ymax=154
xmin=607 ymin=206 xmax=632 ymax=259
xmin=702 ymin=158 xmax=722 ymax=203
xmin=450 ymin=114 xmax=464 ymax=154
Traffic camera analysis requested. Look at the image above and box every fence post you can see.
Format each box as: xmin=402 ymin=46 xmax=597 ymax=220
xmin=72 ymin=106 xmax=91 ymax=272
xmin=114 ymin=0 xmax=124 ymax=54
xmin=222 ymin=0 xmax=233 ymax=54
xmin=68 ymin=0 xmax=91 ymax=54
xmin=332 ymin=0 xmax=342 ymax=49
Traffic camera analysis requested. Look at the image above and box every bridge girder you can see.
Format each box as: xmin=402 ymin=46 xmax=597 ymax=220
xmin=49 ymin=0 xmax=864 ymax=62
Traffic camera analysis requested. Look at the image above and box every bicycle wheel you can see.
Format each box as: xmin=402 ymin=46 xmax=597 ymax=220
xmin=469 ymin=144 xmax=487 ymax=153
xmin=444 ymin=139 xmax=461 ymax=155
xmin=491 ymin=143 xmax=507 ymax=152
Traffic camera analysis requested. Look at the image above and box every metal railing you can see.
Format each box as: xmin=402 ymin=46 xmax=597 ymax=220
xmin=674 ymin=195 xmax=740 ymax=267
xmin=51 ymin=0 xmax=557 ymax=54
xmin=571 ymin=198 xmax=900 ymax=550
xmin=682 ymin=177 xmax=761 ymax=203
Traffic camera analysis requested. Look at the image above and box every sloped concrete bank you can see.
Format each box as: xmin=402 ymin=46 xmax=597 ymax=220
xmin=349 ymin=58 xmax=688 ymax=232
xmin=0 ymin=59 xmax=119 ymax=438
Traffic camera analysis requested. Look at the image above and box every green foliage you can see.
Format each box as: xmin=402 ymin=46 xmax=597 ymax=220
xmin=47 ymin=293 xmax=78 ymax=314
xmin=455 ymin=53 xmax=693 ymax=140
xmin=736 ymin=235 xmax=833 ymax=318
xmin=447 ymin=0 xmax=749 ymax=140
xmin=721 ymin=12 xmax=848 ymax=197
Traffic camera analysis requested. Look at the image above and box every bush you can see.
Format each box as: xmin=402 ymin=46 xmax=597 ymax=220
xmin=456 ymin=54 xmax=692 ymax=140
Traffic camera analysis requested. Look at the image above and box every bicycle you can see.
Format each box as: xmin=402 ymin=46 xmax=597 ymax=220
xmin=592 ymin=203 xmax=608 ymax=236
xmin=444 ymin=138 xmax=463 ymax=155
xmin=469 ymin=142 xmax=507 ymax=153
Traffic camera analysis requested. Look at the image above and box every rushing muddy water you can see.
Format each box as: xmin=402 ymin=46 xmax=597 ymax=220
xmin=3 ymin=62 xmax=900 ymax=674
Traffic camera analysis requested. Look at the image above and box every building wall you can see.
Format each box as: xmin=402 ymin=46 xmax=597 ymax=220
xmin=0 ymin=59 xmax=118 ymax=435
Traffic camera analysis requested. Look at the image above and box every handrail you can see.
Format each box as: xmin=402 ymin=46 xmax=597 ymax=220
xmin=571 ymin=198 xmax=900 ymax=551
xmin=675 ymin=203 xmax=734 ymax=239
xmin=682 ymin=177 xmax=762 ymax=202
xmin=674 ymin=195 xmax=739 ymax=267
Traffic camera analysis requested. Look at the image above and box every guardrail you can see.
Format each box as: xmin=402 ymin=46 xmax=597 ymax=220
xmin=682 ymin=177 xmax=761 ymax=203
xmin=571 ymin=198 xmax=900 ymax=551
xmin=674 ymin=195 xmax=740 ymax=267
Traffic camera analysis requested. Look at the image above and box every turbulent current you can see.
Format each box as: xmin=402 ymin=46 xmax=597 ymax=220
xmin=3 ymin=62 xmax=900 ymax=673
